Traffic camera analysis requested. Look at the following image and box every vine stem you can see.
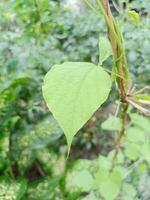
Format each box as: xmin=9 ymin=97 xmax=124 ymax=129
xmin=100 ymin=0 xmax=129 ymax=99
xmin=99 ymin=0 xmax=130 ymax=170
xmin=111 ymin=103 xmax=128 ymax=170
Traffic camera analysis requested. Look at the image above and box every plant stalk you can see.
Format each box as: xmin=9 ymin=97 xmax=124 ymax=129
xmin=99 ymin=0 xmax=130 ymax=169
xmin=100 ymin=0 xmax=130 ymax=101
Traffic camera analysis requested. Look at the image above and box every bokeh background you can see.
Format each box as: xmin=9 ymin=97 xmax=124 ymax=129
xmin=0 ymin=0 xmax=150 ymax=199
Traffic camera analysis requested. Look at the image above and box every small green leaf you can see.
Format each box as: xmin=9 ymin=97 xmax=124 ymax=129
xmin=81 ymin=192 xmax=98 ymax=200
xmin=66 ymin=159 xmax=96 ymax=194
xmin=0 ymin=177 xmax=27 ymax=200
xmin=101 ymin=116 xmax=122 ymax=131
xmin=99 ymin=36 xmax=112 ymax=65
xmin=111 ymin=64 xmax=118 ymax=81
xmin=126 ymin=127 xmax=146 ymax=143
xmin=134 ymin=94 xmax=150 ymax=101
xmin=98 ymin=155 xmax=111 ymax=170
xmin=140 ymin=143 xmax=150 ymax=161
xmin=108 ymin=150 xmax=124 ymax=164
xmin=0 ymin=76 xmax=31 ymax=94
xmin=73 ymin=170 xmax=94 ymax=192
xmin=129 ymin=113 xmax=150 ymax=133
xmin=42 ymin=62 xmax=111 ymax=152
xmin=122 ymin=183 xmax=136 ymax=200
xmin=95 ymin=168 xmax=122 ymax=200
xmin=138 ymin=163 xmax=147 ymax=173
xmin=128 ymin=10 xmax=140 ymax=26
xmin=26 ymin=177 xmax=61 ymax=200
xmin=125 ymin=143 xmax=141 ymax=160
xmin=115 ymin=166 xmax=127 ymax=179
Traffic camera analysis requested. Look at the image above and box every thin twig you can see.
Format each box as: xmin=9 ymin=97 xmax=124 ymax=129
xmin=133 ymin=86 xmax=150 ymax=95
xmin=132 ymin=99 xmax=150 ymax=105
xmin=126 ymin=98 xmax=150 ymax=116
xmin=136 ymin=99 xmax=150 ymax=105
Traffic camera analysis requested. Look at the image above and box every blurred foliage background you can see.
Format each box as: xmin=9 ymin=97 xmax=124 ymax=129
xmin=0 ymin=0 xmax=150 ymax=199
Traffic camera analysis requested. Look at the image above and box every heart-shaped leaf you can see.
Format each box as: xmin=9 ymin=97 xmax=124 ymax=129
xmin=42 ymin=62 xmax=111 ymax=152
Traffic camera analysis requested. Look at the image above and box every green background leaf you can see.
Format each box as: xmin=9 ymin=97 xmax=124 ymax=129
xmin=128 ymin=10 xmax=140 ymax=26
xmin=122 ymin=183 xmax=137 ymax=200
xmin=73 ymin=170 xmax=94 ymax=192
xmin=99 ymin=36 xmax=112 ymax=65
xmin=0 ymin=177 xmax=27 ymax=200
xmin=126 ymin=127 xmax=146 ymax=143
xmin=125 ymin=143 xmax=141 ymax=160
xmin=101 ymin=116 xmax=122 ymax=131
xmin=95 ymin=168 xmax=122 ymax=200
xmin=81 ymin=192 xmax=98 ymax=200
xmin=130 ymin=113 xmax=150 ymax=133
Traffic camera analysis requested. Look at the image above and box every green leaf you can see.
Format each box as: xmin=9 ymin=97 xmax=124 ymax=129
xmin=99 ymin=36 xmax=112 ymax=65
xmin=81 ymin=192 xmax=98 ymax=200
xmin=108 ymin=150 xmax=124 ymax=164
xmin=111 ymin=63 xmax=118 ymax=81
xmin=115 ymin=166 xmax=127 ymax=179
xmin=122 ymin=183 xmax=136 ymax=200
xmin=69 ymin=159 xmax=97 ymax=174
xmin=66 ymin=159 xmax=97 ymax=194
xmin=0 ymin=76 xmax=31 ymax=94
xmin=42 ymin=62 xmax=111 ymax=151
xmin=128 ymin=10 xmax=140 ymax=26
xmin=0 ymin=132 xmax=10 ymax=171
xmin=138 ymin=163 xmax=147 ymax=173
xmin=95 ymin=168 xmax=122 ymax=200
xmin=26 ymin=177 xmax=62 ymax=200
xmin=17 ymin=116 xmax=62 ymax=151
xmin=140 ymin=143 xmax=150 ymax=161
xmin=125 ymin=143 xmax=141 ymax=160
xmin=129 ymin=113 xmax=150 ymax=133
xmin=134 ymin=94 xmax=150 ymax=101
xmin=101 ymin=116 xmax=122 ymax=131
xmin=0 ymin=177 xmax=27 ymax=200
xmin=73 ymin=170 xmax=94 ymax=192
xmin=98 ymin=155 xmax=111 ymax=170
xmin=126 ymin=127 xmax=146 ymax=143
xmin=36 ymin=149 xmax=66 ymax=176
